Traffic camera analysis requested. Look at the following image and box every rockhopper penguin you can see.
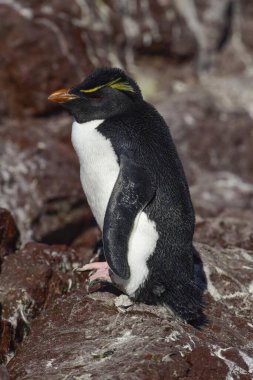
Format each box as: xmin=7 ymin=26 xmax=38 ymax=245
xmin=48 ymin=68 xmax=205 ymax=326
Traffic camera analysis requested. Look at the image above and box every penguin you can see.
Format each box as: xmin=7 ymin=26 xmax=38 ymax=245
xmin=48 ymin=67 xmax=206 ymax=326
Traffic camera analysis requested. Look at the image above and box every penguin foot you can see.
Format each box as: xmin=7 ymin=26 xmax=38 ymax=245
xmin=76 ymin=262 xmax=112 ymax=284
xmin=75 ymin=262 xmax=125 ymax=295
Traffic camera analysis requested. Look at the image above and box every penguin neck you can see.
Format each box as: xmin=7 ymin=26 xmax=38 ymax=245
xmin=71 ymin=119 xmax=105 ymax=163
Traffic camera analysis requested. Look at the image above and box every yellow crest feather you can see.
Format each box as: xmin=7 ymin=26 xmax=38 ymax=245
xmin=80 ymin=85 xmax=104 ymax=93
xmin=80 ymin=77 xmax=134 ymax=93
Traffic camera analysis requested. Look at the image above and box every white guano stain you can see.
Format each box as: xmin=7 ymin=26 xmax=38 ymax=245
xmin=211 ymin=345 xmax=253 ymax=379
xmin=204 ymin=265 xmax=221 ymax=301
xmin=0 ymin=0 xmax=33 ymax=19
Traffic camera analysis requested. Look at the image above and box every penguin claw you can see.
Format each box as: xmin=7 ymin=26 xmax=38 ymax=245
xmin=86 ymin=280 xmax=104 ymax=293
xmin=74 ymin=262 xmax=108 ymax=272
xmin=88 ymin=265 xmax=112 ymax=283
xmin=76 ymin=261 xmax=112 ymax=288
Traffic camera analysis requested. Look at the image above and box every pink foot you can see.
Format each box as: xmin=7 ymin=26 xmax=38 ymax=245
xmin=75 ymin=261 xmax=112 ymax=284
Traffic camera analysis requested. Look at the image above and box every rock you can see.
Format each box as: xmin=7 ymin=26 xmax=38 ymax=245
xmin=176 ymin=0 xmax=234 ymax=69
xmin=0 ymin=0 xmax=191 ymax=117
xmin=155 ymin=86 xmax=253 ymax=217
xmin=197 ymin=243 xmax=253 ymax=317
xmin=0 ymin=0 xmax=237 ymax=118
xmin=114 ymin=294 xmax=134 ymax=311
xmin=0 ymin=365 xmax=9 ymax=380
xmin=6 ymin=243 xmax=253 ymax=379
xmin=158 ymin=90 xmax=253 ymax=184
xmin=71 ymin=226 xmax=101 ymax=264
xmin=240 ymin=0 xmax=253 ymax=53
xmin=0 ymin=117 xmax=94 ymax=244
xmin=0 ymin=209 xmax=19 ymax=259
xmin=183 ymin=110 xmax=253 ymax=183
xmin=0 ymin=3 xmax=84 ymax=118
xmin=0 ymin=242 xmax=89 ymax=364
xmin=191 ymin=170 xmax=253 ymax=217
xmin=195 ymin=209 xmax=253 ymax=250
xmin=0 ymin=318 xmax=12 ymax=365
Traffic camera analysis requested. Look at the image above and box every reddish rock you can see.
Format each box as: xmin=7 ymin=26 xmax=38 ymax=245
xmin=185 ymin=346 xmax=228 ymax=380
xmin=0 ymin=117 xmax=94 ymax=244
xmin=158 ymin=90 xmax=253 ymax=185
xmin=240 ymin=0 xmax=253 ymax=52
xmin=190 ymin=170 xmax=253 ymax=217
xmin=195 ymin=209 xmax=253 ymax=250
xmin=0 ymin=242 xmax=88 ymax=363
xmin=0 ymin=0 xmax=236 ymax=118
xmin=0 ymin=0 xmax=193 ymax=118
xmin=0 ymin=365 xmax=9 ymax=380
xmin=0 ymin=319 xmax=12 ymax=365
xmin=0 ymin=209 xmax=19 ymax=259
xmin=7 ymin=290 xmax=253 ymax=380
xmin=0 ymin=4 xmax=86 ymax=118
xmin=183 ymin=111 xmax=253 ymax=184
xmin=6 ymin=242 xmax=253 ymax=379
xmin=196 ymin=243 xmax=253 ymax=311
xmin=156 ymin=88 xmax=253 ymax=217
xmin=71 ymin=226 xmax=101 ymax=264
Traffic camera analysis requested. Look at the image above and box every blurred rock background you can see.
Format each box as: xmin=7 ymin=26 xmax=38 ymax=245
xmin=0 ymin=1 xmax=253 ymax=379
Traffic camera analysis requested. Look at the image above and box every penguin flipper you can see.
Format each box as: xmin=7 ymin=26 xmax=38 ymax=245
xmin=103 ymin=155 xmax=156 ymax=280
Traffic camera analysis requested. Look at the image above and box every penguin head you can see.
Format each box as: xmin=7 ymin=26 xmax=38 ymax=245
xmin=48 ymin=67 xmax=143 ymax=123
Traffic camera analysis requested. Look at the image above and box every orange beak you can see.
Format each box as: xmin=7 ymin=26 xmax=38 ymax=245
xmin=48 ymin=88 xmax=79 ymax=103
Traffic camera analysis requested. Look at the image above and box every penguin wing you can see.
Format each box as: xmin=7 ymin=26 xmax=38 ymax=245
xmin=103 ymin=155 xmax=156 ymax=280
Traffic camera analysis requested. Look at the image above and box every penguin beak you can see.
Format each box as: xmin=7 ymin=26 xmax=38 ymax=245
xmin=48 ymin=88 xmax=79 ymax=103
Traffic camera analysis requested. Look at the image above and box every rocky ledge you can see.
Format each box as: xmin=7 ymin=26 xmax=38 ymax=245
xmin=0 ymin=204 xmax=252 ymax=379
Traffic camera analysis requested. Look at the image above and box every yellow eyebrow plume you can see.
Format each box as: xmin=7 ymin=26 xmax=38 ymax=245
xmin=80 ymin=78 xmax=134 ymax=93
xmin=80 ymin=84 xmax=104 ymax=93
xmin=110 ymin=81 xmax=134 ymax=92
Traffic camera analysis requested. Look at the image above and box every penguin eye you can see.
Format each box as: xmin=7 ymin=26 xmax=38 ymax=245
xmin=90 ymin=94 xmax=102 ymax=102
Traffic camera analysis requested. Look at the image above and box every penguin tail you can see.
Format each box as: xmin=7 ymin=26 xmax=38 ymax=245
xmin=160 ymin=281 xmax=207 ymax=328
xmin=137 ymin=277 xmax=207 ymax=328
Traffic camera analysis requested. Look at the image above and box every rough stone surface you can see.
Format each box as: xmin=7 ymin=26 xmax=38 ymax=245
xmin=0 ymin=365 xmax=9 ymax=380
xmin=155 ymin=85 xmax=253 ymax=218
xmin=7 ymin=240 xmax=253 ymax=380
xmin=0 ymin=241 xmax=88 ymax=365
xmin=0 ymin=209 xmax=20 ymax=259
xmin=0 ymin=117 xmax=94 ymax=244
xmin=195 ymin=209 xmax=253 ymax=250
xmin=71 ymin=226 xmax=101 ymax=264
xmin=157 ymin=88 xmax=253 ymax=180
xmin=240 ymin=0 xmax=253 ymax=53
xmin=0 ymin=319 xmax=12 ymax=366
xmin=0 ymin=0 xmax=236 ymax=118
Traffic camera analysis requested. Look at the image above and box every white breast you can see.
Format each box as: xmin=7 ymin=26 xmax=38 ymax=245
xmin=71 ymin=120 xmax=158 ymax=296
xmin=71 ymin=120 xmax=120 ymax=229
